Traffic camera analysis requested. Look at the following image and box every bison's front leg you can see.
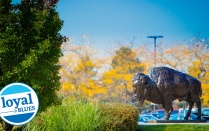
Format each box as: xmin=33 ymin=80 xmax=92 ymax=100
xmin=163 ymin=102 xmax=173 ymax=120
xmin=165 ymin=109 xmax=170 ymax=120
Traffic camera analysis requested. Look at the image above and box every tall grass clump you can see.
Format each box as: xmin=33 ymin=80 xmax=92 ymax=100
xmin=23 ymin=97 xmax=102 ymax=131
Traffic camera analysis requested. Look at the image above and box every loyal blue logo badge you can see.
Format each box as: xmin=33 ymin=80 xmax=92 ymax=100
xmin=0 ymin=83 xmax=39 ymax=125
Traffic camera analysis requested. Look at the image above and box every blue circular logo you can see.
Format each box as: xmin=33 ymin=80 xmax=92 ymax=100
xmin=0 ymin=83 xmax=39 ymax=125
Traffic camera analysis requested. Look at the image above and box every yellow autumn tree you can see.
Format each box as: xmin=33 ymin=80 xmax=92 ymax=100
xmin=188 ymin=61 xmax=209 ymax=107
xmin=102 ymin=46 xmax=146 ymax=103
xmin=59 ymin=37 xmax=106 ymax=99
xmin=133 ymin=44 xmax=153 ymax=74
xmin=187 ymin=38 xmax=209 ymax=107
xmin=157 ymin=42 xmax=190 ymax=71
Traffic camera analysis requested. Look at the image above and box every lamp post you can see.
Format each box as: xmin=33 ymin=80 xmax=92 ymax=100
xmin=147 ymin=35 xmax=163 ymax=67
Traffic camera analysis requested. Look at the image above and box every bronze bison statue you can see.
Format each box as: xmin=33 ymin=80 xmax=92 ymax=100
xmin=132 ymin=66 xmax=202 ymax=120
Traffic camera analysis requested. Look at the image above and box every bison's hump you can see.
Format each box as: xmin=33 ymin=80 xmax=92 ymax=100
xmin=148 ymin=67 xmax=175 ymax=81
xmin=148 ymin=66 xmax=200 ymax=84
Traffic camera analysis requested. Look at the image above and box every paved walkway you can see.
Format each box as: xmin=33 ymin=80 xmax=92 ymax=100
xmin=138 ymin=122 xmax=209 ymax=125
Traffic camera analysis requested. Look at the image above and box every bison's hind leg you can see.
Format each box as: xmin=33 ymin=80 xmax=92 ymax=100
xmin=184 ymin=100 xmax=194 ymax=120
xmin=196 ymin=101 xmax=202 ymax=120
xmin=191 ymin=94 xmax=202 ymax=120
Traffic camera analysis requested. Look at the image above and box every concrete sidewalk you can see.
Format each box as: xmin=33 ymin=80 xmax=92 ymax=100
xmin=138 ymin=122 xmax=209 ymax=125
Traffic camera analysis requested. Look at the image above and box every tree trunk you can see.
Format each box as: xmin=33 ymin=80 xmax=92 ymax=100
xmin=4 ymin=123 xmax=13 ymax=131
xmin=0 ymin=120 xmax=13 ymax=131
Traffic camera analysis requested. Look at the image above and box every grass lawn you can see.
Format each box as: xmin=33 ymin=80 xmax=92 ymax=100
xmin=137 ymin=124 xmax=209 ymax=131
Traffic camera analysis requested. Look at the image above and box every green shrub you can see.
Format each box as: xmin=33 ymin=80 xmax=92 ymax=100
xmin=23 ymin=97 xmax=102 ymax=131
xmin=23 ymin=99 xmax=138 ymax=131
xmin=98 ymin=103 xmax=139 ymax=131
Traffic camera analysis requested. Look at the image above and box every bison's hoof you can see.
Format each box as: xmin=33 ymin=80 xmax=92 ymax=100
xmin=184 ymin=117 xmax=188 ymax=120
xmin=196 ymin=117 xmax=201 ymax=120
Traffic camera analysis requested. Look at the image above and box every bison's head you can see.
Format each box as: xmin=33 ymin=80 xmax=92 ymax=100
xmin=132 ymin=72 xmax=150 ymax=105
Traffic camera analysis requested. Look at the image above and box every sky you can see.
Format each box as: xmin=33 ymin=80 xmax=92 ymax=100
xmin=56 ymin=0 xmax=209 ymax=50
xmin=12 ymin=0 xmax=209 ymax=51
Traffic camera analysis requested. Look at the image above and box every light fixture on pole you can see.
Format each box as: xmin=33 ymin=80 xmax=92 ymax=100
xmin=147 ymin=35 xmax=164 ymax=67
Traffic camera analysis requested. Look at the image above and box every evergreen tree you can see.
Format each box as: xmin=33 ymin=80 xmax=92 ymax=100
xmin=0 ymin=0 xmax=65 ymax=130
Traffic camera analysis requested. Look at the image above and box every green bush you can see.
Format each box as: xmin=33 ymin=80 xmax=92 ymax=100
xmin=23 ymin=98 xmax=102 ymax=131
xmin=23 ymin=99 xmax=138 ymax=131
xmin=98 ymin=103 xmax=139 ymax=131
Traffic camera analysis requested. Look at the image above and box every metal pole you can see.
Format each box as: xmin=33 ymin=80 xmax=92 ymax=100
xmin=147 ymin=36 xmax=163 ymax=67
xmin=154 ymin=38 xmax=156 ymax=67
